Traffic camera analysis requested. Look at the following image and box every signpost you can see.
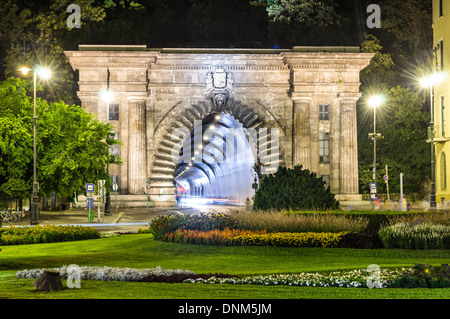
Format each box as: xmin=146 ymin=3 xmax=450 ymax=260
xmin=86 ymin=183 xmax=95 ymax=221
xmin=98 ymin=180 xmax=106 ymax=223
xmin=370 ymin=182 xmax=377 ymax=200
xmin=112 ymin=182 xmax=118 ymax=214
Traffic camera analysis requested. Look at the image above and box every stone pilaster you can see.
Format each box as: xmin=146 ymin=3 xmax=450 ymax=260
xmin=293 ymin=99 xmax=312 ymax=170
xmin=329 ymin=99 xmax=341 ymax=193
xmin=127 ymin=96 xmax=147 ymax=194
xmin=339 ymin=99 xmax=359 ymax=194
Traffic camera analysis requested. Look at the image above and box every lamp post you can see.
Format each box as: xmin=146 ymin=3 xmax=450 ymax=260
xmin=367 ymin=95 xmax=384 ymax=207
xmin=18 ymin=66 xmax=51 ymax=225
xmin=420 ymin=72 xmax=446 ymax=210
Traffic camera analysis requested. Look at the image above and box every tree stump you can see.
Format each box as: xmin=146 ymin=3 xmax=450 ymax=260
xmin=32 ymin=270 xmax=64 ymax=292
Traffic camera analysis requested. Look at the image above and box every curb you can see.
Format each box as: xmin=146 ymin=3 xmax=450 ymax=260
xmin=112 ymin=212 xmax=124 ymax=224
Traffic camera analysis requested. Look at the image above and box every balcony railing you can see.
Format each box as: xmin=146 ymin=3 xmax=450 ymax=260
xmin=427 ymin=125 xmax=450 ymax=142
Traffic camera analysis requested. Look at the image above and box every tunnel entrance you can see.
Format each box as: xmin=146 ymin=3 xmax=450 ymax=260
xmin=173 ymin=112 xmax=257 ymax=206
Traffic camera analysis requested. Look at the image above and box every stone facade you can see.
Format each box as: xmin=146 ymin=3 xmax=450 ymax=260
xmin=65 ymin=45 xmax=373 ymax=206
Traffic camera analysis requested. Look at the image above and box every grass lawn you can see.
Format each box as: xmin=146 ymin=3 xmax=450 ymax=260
xmin=0 ymin=234 xmax=449 ymax=300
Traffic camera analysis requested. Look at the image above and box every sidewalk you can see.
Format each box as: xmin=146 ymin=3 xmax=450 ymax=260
xmin=1 ymin=207 xmax=185 ymax=233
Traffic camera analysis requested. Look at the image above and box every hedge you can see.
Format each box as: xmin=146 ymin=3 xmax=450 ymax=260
xmin=0 ymin=225 xmax=100 ymax=245
xmin=149 ymin=213 xmax=236 ymax=240
xmin=159 ymin=228 xmax=347 ymax=248
xmin=286 ymin=210 xmax=449 ymax=230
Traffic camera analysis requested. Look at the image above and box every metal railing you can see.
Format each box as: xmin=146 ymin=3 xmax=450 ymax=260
xmin=428 ymin=125 xmax=448 ymax=141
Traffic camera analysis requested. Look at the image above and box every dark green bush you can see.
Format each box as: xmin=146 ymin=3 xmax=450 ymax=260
xmin=253 ymin=165 xmax=339 ymax=211
xmin=149 ymin=213 xmax=237 ymax=240
xmin=386 ymin=264 xmax=450 ymax=288
xmin=338 ymin=229 xmax=383 ymax=249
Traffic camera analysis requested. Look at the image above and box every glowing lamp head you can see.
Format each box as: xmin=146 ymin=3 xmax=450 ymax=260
xmin=420 ymin=72 xmax=446 ymax=88
xmin=18 ymin=67 xmax=32 ymax=75
xmin=37 ymin=67 xmax=51 ymax=79
xmin=368 ymin=95 xmax=385 ymax=108
xmin=100 ymin=90 xmax=114 ymax=104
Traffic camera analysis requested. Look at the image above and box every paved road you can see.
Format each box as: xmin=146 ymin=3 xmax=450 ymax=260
xmin=1 ymin=204 xmax=244 ymax=234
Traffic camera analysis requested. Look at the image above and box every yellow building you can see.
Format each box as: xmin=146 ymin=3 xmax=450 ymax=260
xmin=433 ymin=0 xmax=450 ymax=203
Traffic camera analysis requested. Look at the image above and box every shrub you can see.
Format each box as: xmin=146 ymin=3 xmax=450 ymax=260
xmin=161 ymin=228 xmax=265 ymax=245
xmin=142 ymin=273 xmax=235 ymax=283
xmin=229 ymin=231 xmax=347 ymax=248
xmin=253 ymin=165 xmax=339 ymax=211
xmin=386 ymin=212 xmax=449 ymax=226
xmin=0 ymin=225 xmax=100 ymax=245
xmin=286 ymin=210 xmax=448 ymax=231
xmin=386 ymin=264 xmax=450 ymax=288
xmin=149 ymin=213 xmax=237 ymax=240
xmin=378 ymin=222 xmax=450 ymax=249
xmin=159 ymin=228 xmax=347 ymax=248
xmin=339 ymin=229 xmax=384 ymax=249
xmin=230 ymin=210 xmax=368 ymax=233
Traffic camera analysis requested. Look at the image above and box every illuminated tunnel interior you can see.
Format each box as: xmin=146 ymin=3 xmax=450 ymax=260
xmin=174 ymin=112 xmax=257 ymax=206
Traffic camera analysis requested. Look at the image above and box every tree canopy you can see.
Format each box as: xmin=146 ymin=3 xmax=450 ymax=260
xmin=0 ymin=77 xmax=119 ymax=200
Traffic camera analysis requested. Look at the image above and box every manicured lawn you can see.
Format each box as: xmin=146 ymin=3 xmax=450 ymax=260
xmin=0 ymin=234 xmax=449 ymax=299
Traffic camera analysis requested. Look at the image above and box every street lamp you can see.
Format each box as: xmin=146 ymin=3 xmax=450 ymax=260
xmin=368 ymin=94 xmax=385 ymax=207
xmin=420 ymin=72 xmax=446 ymax=210
xmin=18 ymin=65 xmax=51 ymax=225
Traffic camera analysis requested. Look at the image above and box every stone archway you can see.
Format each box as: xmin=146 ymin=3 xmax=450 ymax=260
xmin=148 ymin=95 xmax=286 ymax=205
xmin=65 ymin=45 xmax=374 ymax=207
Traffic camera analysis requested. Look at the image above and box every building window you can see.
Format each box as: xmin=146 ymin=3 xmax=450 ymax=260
xmin=319 ymin=132 xmax=330 ymax=163
xmin=440 ymin=40 xmax=444 ymax=71
xmin=441 ymin=152 xmax=447 ymax=191
xmin=319 ymin=104 xmax=330 ymax=120
xmin=321 ymin=175 xmax=330 ymax=189
xmin=441 ymin=96 xmax=445 ymax=137
xmin=439 ymin=0 xmax=443 ymax=17
xmin=109 ymin=103 xmax=119 ymax=121
xmin=109 ymin=132 xmax=119 ymax=158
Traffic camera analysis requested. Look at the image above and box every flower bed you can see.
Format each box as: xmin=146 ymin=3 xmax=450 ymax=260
xmin=161 ymin=228 xmax=266 ymax=245
xmin=386 ymin=264 xmax=450 ymax=288
xmin=18 ymin=264 xmax=447 ymax=288
xmin=229 ymin=231 xmax=347 ymax=248
xmin=149 ymin=213 xmax=236 ymax=241
xmin=184 ymin=268 xmax=410 ymax=288
xmin=16 ymin=265 xmax=196 ymax=282
xmin=157 ymin=228 xmax=347 ymax=248
xmin=0 ymin=225 xmax=100 ymax=245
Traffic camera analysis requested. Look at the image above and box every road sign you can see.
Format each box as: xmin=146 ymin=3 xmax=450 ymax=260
xmin=86 ymin=183 xmax=95 ymax=193
xmin=112 ymin=183 xmax=118 ymax=191
xmin=370 ymin=183 xmax=377 ymax=194
xmin=383 ymin=175 xmax=388 ymax=181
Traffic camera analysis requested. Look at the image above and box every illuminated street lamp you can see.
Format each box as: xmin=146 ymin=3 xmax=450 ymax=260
xmin=420 ymin=72 xmax=446 ymax=210
xmin=18 ymin=65 xmax=51 ymax=225
xmin=368 ymin=94 xmax=385 ymax=206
